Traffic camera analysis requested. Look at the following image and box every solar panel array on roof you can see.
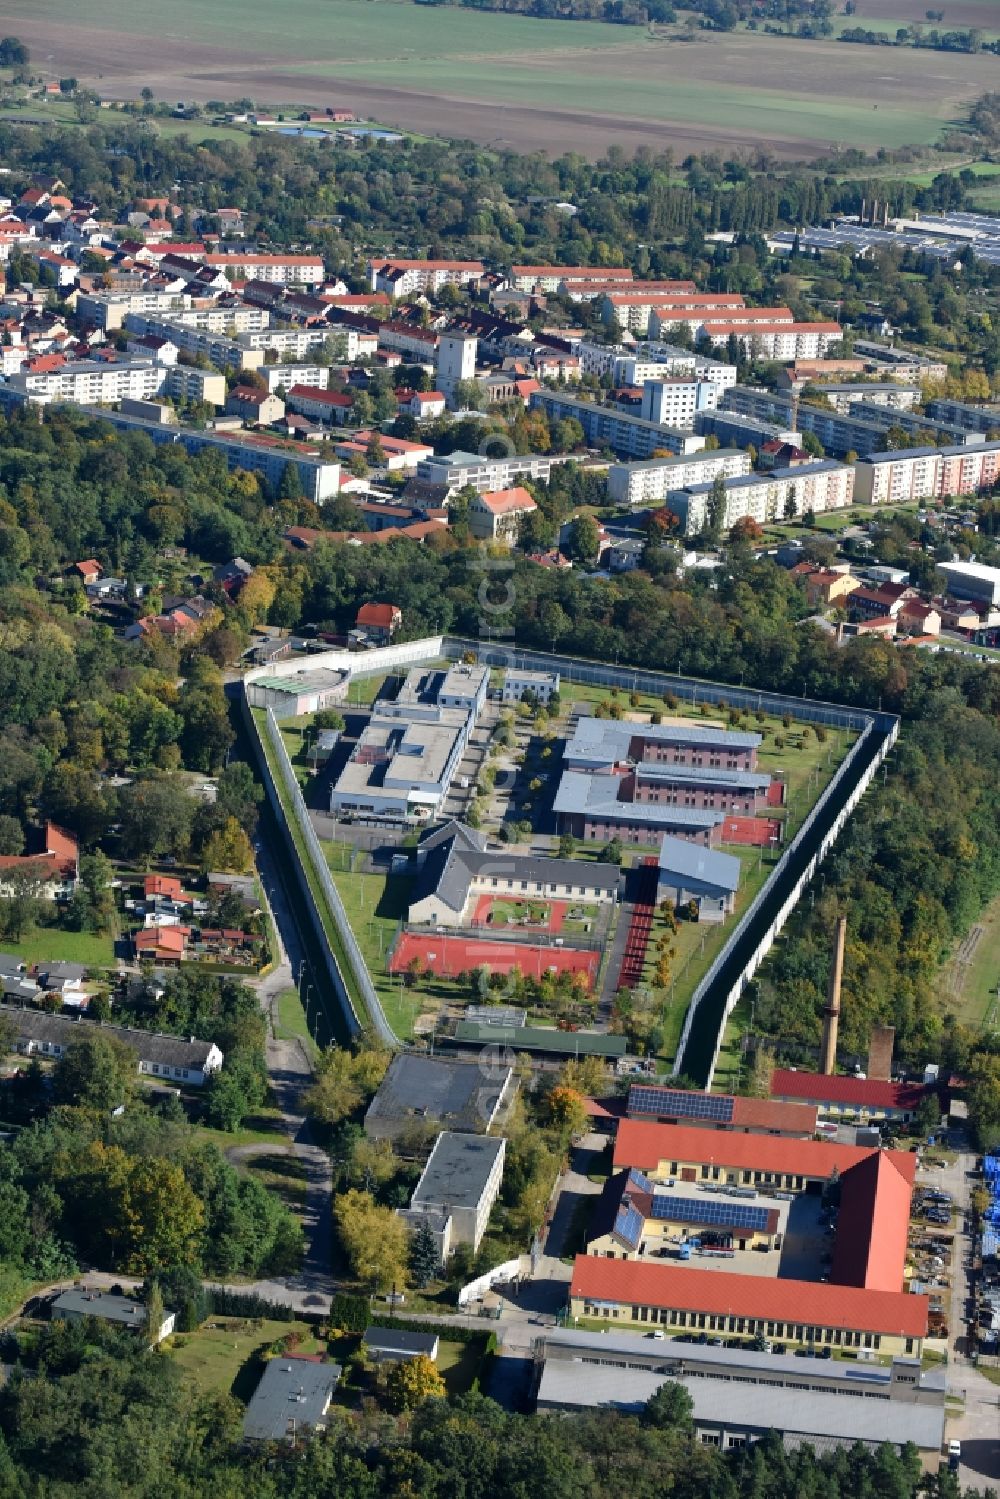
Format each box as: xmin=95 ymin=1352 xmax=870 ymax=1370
xmin=648 ymin=1194 xmax=771 ymax=1233
xmin=629 ymin=1085 xmax=735 ymax=1124
xmin=615 ymin=1205 xmax=645 ymax=1248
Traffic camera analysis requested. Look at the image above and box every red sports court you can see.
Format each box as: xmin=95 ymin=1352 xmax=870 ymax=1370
xmin=389 ymin=931 xmax=598 ymax=984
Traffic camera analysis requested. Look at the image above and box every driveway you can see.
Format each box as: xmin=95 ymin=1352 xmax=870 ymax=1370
xmin=543 ymin=1135 xmax=607 ymax=1259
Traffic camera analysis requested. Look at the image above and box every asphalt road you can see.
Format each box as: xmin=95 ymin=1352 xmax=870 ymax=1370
xmin=936 ymin=1147 xmax=1000 ymax=1489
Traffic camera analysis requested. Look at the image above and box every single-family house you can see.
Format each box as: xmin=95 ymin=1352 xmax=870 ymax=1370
xmin=51 ymin=1288 xmax=176 ymax=1346
xmin=355 ymin=601 xmax=402 ymax=643
xmin=242 ymin=1355 xmax=341 ymax=1442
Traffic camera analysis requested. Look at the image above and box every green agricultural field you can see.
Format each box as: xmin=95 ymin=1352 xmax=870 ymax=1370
xmin=9 ymin=0 xmax=996 ymax=157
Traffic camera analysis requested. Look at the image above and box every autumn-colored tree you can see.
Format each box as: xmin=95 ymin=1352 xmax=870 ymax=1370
xmin=559 ymin=1055 xmax=609 ymax=1096
xmin=334 ymin=1188 xmax=409 ymax=1292
xmin=385 ymin=1352 xmax=445 ymax=1412
xmin=200 ymin=816 xmax=254 ymax=874
xmin=729 ymin=516 xmax=763 ymax=544
xmin=547 ymin=1084 xmax=588 ymax=1137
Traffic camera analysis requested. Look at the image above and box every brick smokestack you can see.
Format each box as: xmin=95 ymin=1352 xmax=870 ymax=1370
xmin=820 ymin=916 xmax=846 ymax=1076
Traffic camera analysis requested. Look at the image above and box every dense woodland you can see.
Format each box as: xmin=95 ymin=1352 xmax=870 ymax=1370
xmin=0 ymin=1346 xmax=977 ymax=1499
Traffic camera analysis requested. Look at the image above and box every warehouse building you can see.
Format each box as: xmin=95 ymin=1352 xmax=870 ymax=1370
xmin=533 ymin=1328 xmax=945 ymax=1463
xmin=770 ymin=1069 xmax=931 ymax=1124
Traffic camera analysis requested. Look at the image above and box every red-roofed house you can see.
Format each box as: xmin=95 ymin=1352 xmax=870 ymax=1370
xmin=143 ymin=874 xmax=184 ymax=902
xmin=568 ymin=1255 xmax=927 ymax=1354
xmin=355 ymin=602 xmax=402 ymax=643
xmin=285 ymin=384 xmax=354 ymax=425
xmin=225 ymin=387 xmax=286 ymax=425
xmin=71 ymin=559 xmax=102 ymax=585
xmin=804 ymin=569 xmax=860 ymax=608
xmin=134 ymin=925 xmax=188 ymax=965
xmin=830 ymin=1150 xmax=912 ymax=1293
xmin=0 ymin=822 xmax=79 ymax=899
xmin=770 ymin=1069 xmax=929 ymax=1124
xmin=468 ymin=486 xmax=537 ymax=543
xmin=612 ymin=1118 xmax=916 ymax=1192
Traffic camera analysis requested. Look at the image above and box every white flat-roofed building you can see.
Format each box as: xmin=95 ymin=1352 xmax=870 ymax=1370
xmin=416 ymin=448 xmax=570 ymax=496
xmin=812 ymin=382 xmax=919 ymax=415
xmin=502 ymin=667 xmax=560 ymax=705
xmin=329 ymin=664 xmax=486 ymax=823
xmin=165 ymin=363 xmax=227 ymax=407
xmin=937 ymin=560 xmax=1000 ymax=607
xmin=4 ymin=356 xmax=165 ymax=406
xmin=853 ymin=441 xmax=1000 ymax=505
xmin=122 ymin=312 xmax=262 ymax=372
xmin=640 ymin=377 xmax=721 ymax=429
xmin=607 ymin=448 xmax=750 ymax=507
xmin=530 ymin=391 xmax=704 ymax=460
xmin=261 ymin=363 xmax=330 ymax=395
xmin=668 ymin=461 xmax=854 ymax=535
xmin=398 ymin=1131 xmax=506 ymax=1258
xmin=76 ymin=288 xmax=190 ymax=330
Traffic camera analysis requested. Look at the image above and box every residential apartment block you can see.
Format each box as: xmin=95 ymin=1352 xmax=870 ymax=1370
xmin=80 ymin=406 xmax=341 ymax=502
xmin=694 ymin=409 xmax=799 ymax=452
xmin=603 ymin=291 xmax=746 ymax=335
xmin=640 ymin=377 xmax=721 ymax=428
xmin=700 ymin=321 xmax=843 ymax=359
xmin=812 ymin=382 xmax=920 ymax=415
xmin=415 ymin=448 xmax=570 ymax=496
xmin=530 ymin=391 xmax=702 ymax=459
xmin=509 ymin=264 xmax=634 ymax=294
xmin=925 ymin=397 xmax=1000 ymax=435
xmin=668 ymin=461 xmax=855 ymax=535
xmin=853 ymin=441 xmax=1000 ymax=505
xmin=76 ymin=288 xmax=189 ymax=330
xmin=203 ymin=253 xmax=325 ymax=284
xmin=607 ymin=448 xmax=751 ymax=507
xmin=367 ymin=257 xmax=485 ymax=297
xmin=2 ymin=356 xmax=165 ymax=406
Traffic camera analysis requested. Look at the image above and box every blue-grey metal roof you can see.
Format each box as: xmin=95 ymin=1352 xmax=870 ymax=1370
xmin=567 ymin=716 xmax=761 ymax=755
xmin=657 ymin=834 xmax=741 ymax=893
xmin=861 ymin=440 xmax=1000 ymax=463
xmin=364 ymin=1326 xmax=439 ymax=1356
xmin=242 ymin=1357 xmax=340 ymax=1441
xmin=553 ymin=772 xmax=724 ymax=830
xmin=636 ymin=762 xmax=770 ymax=791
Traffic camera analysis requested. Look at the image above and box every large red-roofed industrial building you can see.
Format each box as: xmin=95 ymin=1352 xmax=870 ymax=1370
xmin=569 ymin=1256 xmax=928 ymax=1356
